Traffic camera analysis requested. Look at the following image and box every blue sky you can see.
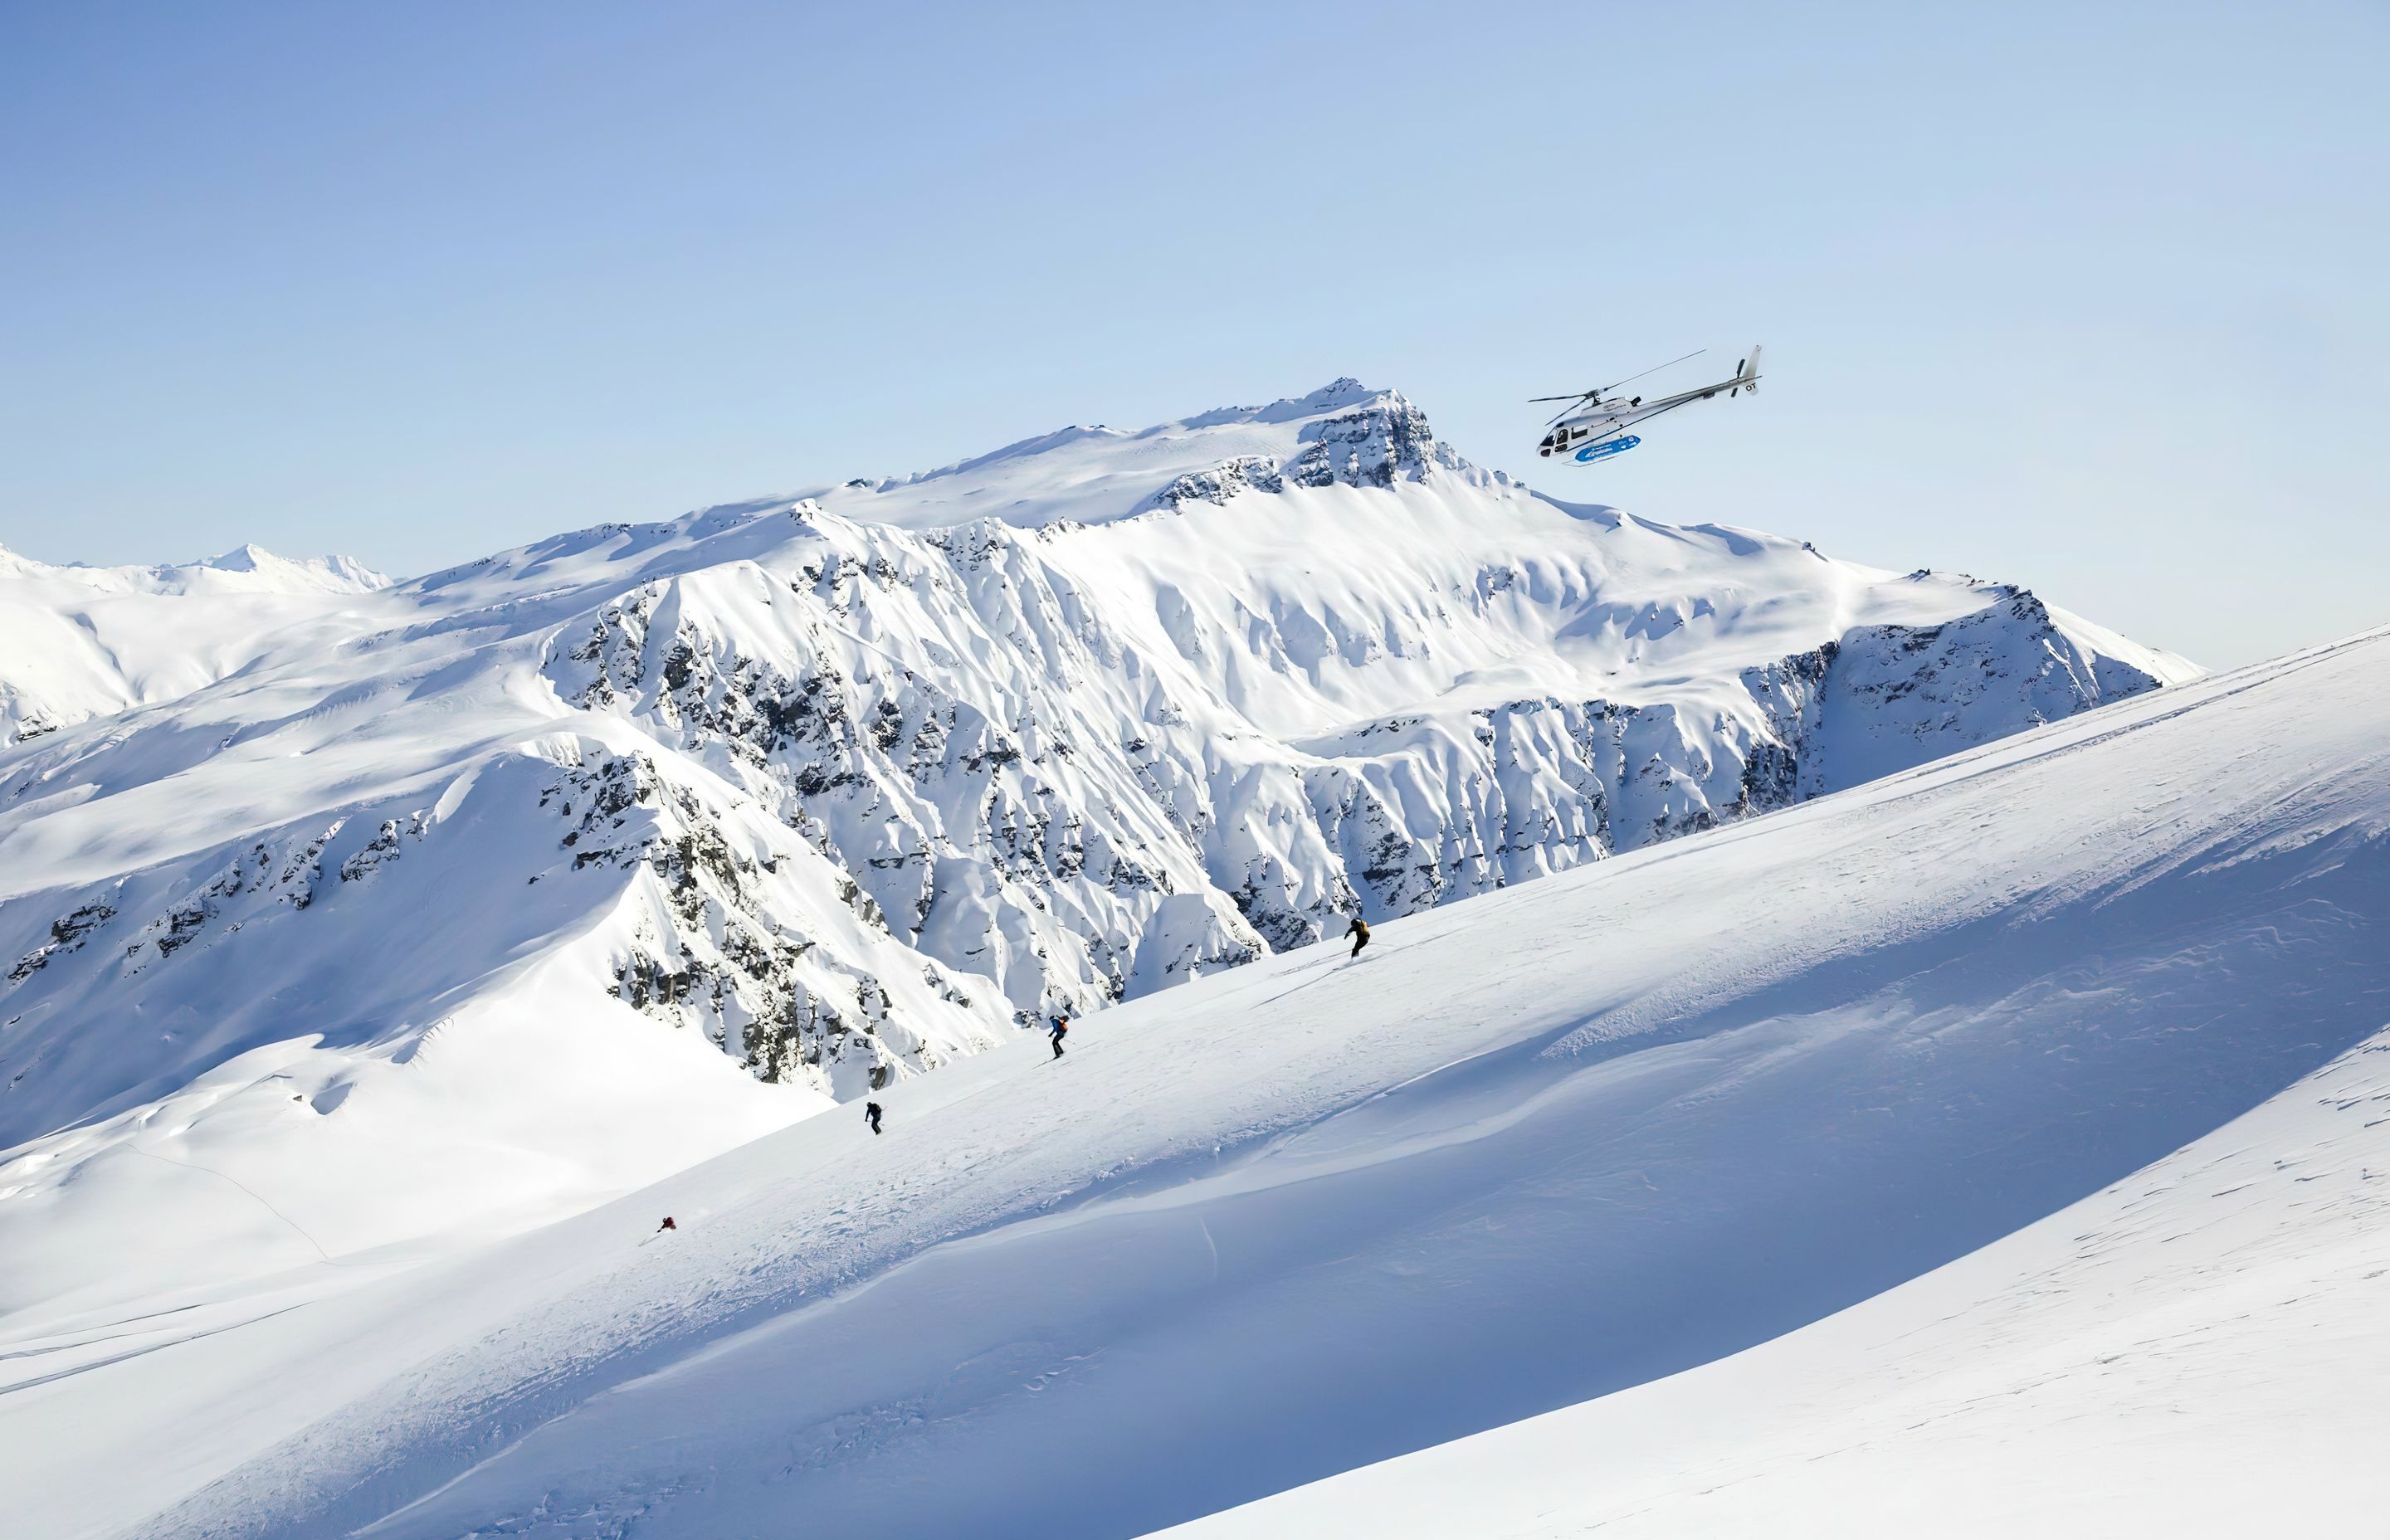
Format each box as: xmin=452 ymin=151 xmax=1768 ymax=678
xmin=2 ymin=1 xmax=2382 ymax=666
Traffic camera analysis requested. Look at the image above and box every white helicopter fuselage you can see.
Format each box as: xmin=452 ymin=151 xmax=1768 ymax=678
xmin=1537 ymin=345 xmax=1761 ymax=461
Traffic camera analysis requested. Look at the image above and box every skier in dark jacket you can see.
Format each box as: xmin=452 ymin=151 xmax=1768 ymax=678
xmin=1048 ymin=1014 xmax=1070 ymax=1059
xmin=1345 ymin=916 xmax=1371 ymax=959
xmin=866 ymin=1101 xmax=884 ymax=1135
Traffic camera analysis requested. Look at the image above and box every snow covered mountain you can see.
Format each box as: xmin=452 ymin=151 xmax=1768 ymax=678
xmin=0 ymin=542 xmax=390 ymax=747
xmin=6 ymin=618 xmax=2378 ymax=1540
xmin=0 ymin=381 xmax=2197 ymax=1313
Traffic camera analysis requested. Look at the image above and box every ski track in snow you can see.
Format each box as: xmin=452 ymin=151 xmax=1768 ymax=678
xmin=0 ymin=623 xmax=2378 ymax=1539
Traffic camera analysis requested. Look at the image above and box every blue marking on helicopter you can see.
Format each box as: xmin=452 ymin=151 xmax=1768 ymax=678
xmin=1573 ymin=435 xmax=1640 ymax=464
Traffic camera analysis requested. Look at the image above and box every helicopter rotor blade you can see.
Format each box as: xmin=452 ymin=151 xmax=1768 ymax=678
xmin=1598 ymin=348 xmax=1705 ymax=396
xmin=1534 ymin=347 xmax=1710 ymax=435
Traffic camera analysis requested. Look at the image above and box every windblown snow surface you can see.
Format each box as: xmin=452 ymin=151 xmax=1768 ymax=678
xmin=4 ymin=601 xmax=2383 ymax=1537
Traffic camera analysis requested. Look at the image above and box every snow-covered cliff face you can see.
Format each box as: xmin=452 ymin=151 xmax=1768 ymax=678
xmin=500 ymin=383 xmax=2191 ymax=1025
xmin=0 ymin=382 xmax=2197 ymax=1293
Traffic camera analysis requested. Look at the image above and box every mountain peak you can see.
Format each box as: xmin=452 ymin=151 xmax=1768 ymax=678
xmin=196 ymin=544 xmax=393 ymax=592
xmin=802 ymin=380 xmax=1460 ymax=534
xmin=202 ymin=541 xmax=275 ymax=573
xmin=1295 ymin=376 xmax=1376 ymax=410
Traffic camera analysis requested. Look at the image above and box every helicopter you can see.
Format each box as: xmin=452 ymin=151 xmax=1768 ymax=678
xmin=1533 ymin=345 xmax=1761 ymax=465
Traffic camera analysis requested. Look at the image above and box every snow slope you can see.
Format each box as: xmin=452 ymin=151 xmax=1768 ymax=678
xmin=0 ymin=383 xmax=2196 ymax=1316
xmin=4 ymin=622 xmax=2378 ymax=1540
xmin=1169 ymin=1026 xmax=2390 ymax=1538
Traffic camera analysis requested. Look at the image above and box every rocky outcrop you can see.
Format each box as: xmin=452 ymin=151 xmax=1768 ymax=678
xmin=1285 ymin=388 xmax=1450 ymax=488
xmin=523 ymin=503 xmax=2177 ymax=1033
